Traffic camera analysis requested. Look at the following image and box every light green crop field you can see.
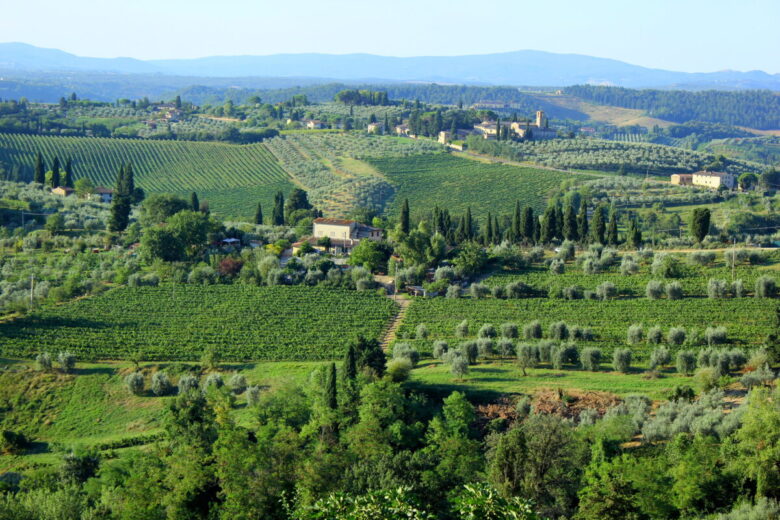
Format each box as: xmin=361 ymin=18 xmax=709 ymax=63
xmin=0 ymin=285 xmax=397 ymax=361
xmin=367 ymin=153 xmax=583 ymax=219
xmin=0 ymin=133 xmax=294 ymax=220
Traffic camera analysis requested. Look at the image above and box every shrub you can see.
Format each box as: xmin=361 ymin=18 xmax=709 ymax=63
xmin=688 ymin=251 xmax=715 ymax=266
xmin=549 ymin=321 xmax=569 ymax=340
xmin=665 ymin=282 xmax=683 ymax=300
xmin=151 ymin=372 xmax=172 ymax=396
xmin=613 ymin=349 xmax=632 ymax=373
xmin=558 ymin=240 xmax=576 ymax=261
xmin=446 ymin=285 xmax=461 ymax=298
xmin=455 ymin=319 xmax=469 ymax=338
xmin=469 ymin=283 xmax=490 ymax=298
xmin=695 ymin=367 xmax=720 ymax=392
xmin=497 ymin=339 xmax=515 ymax=357
xmin=246 ymin=385 xmax=261 ymax=406
xmin=652 ymin=254 xmax=681 ymax=278
xmin=724 ymin=248 xmax=747 ymax=268
xmin=537 ymin=341 xmax=556 ymax=363
xmin=646 ymin=280 xmax=664 ymax=300
xmin=432 ymin=341 xmax=449 ymax=359
xmin=549 ymin=259 xmax=565 ymax=275
xmin=178 ymin=375 xmax=199 ymax=394
xmin=415 ymin=323 xmax=429 ymax=340
xmin=476 ymin=339 xmax=495 ymax=358
xmin=491 ymin=285 xmax=506 ymax=299
xmin=500 ymin=322 xmax=518 ymax=339
xmin=478 ymin=323 xmax=497 ymax=338
xmin=392 ymin=343 xmax=420 ymax=366
xmin=229 ymin=374 xmax=248 ymax=394
xmin=386 ymin=358 xmax=413 ymax=382
xmin=728 ymin=348 xmax=747 ymax=371
xmin=676 ymin=351 xmax=697 ymax=375
xmin=551 ymin=346 xmax=565 ymax=370
xmin=627 ymin=324 xmax=644 ymax=345
xmin=434 ymin=266 xmax=456 ymax=282
xmin=740 ymin=364 xmax=776 ymax=389
xmin=562 ymin=285 xmax=583 ymax=300
xmin=125 ymin=372 xmax=144 ymax=395
xmin=204 ymin=373 xmax=224 ymax=391
xmin=732 ymin=279 xmax=746 ymax=297
xmin=620 ymin=256 xmax=639 ymax=275
xmin=647 ymin=326 xmax=663 ymax=345
xmin=505 ymin=281 xmax=533 ymax=298
xmin=553 ymin=342 xmax=579 ymax=369
xmin=596 ymin=281 xmax=616 ymax=300
xmin=460 ymin=341 xmax=479 ymax=365
xmin=708 ymin=278 xmax=729 ymax=299
xmin=451 ymin=355 xmax=469 ymax=379
xmin=523 ymin=320 xmax=542 ymax=340
xmin=705 ymin=326 xmax=728 ymax=346
xmin=747 ymin=348 xmax=771 ymax=371
xmin=36 ymin=352 xmax=52 ymax=372
xmin=649 ymin=347 xmax=671 ymax=370
xmin=516 ymin=343 xmax=538 ymax=375
xmin=755 ymin=276 xmax=777 ymax=298
xmin=57 ymin=351 xmax=76 ymax=373
xmin=581 ymin=347 xmax=602 ymax=371
xmin=667 ymin=327 xmax=686 ymax=346
xmin=0 ymin=430 xmax=30 ymax=454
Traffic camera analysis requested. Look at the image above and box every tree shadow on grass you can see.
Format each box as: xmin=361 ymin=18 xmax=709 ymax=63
xmin=404 ymin=380 xmax=506 ymax=404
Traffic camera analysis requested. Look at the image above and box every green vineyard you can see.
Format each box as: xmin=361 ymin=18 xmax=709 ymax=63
xmin=0 ymin=133 xmax=294 ymax=220
xmin=397 ymin=297 xmax=775 ymax=358
xmin=0 ymin=285 xmax=397 ymax=361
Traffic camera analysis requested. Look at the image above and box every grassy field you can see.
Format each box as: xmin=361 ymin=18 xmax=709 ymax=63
xmin=397 ymin=297 xmax=775 ymax=359
xmin=408 ymin=360 xmax=695 ymax=401
xmin=368 ymin=153 xmax=578 ymax=219
xmin=0 ymin=286 xmax=397 ymax=361
xmin=0 ymin=133 xmax=294 ymax=220
xmin=0 ymin=358 xmax=324 ymax=471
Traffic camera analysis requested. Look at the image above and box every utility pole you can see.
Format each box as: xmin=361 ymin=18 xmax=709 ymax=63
xmin=731 ymin=237 xmax=737 ymax=282
xmin=29 ymin=274 xmax=34 ymax=308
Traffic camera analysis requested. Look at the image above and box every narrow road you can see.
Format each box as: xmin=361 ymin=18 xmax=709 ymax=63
xmin=379 ymin=296 xmax=411 ymax=352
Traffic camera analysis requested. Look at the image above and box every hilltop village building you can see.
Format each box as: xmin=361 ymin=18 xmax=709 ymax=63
xmin=474 ymin=110 xmax=557 ymax=140
xmin=670 ymin=171 xmax=736 ymax=189
xmin=293 ymin=217 xmax=382 ymax=254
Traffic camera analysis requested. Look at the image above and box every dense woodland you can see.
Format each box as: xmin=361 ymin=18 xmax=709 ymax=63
xmin=565 ymin=86 xmax=780 ymax=130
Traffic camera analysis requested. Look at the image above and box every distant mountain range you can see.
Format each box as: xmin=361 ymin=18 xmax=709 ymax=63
xmin=1 ymin=42 xmax=779 ymax=91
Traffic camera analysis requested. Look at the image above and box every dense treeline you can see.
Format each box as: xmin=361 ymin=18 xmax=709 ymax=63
xmin=566 ymin=85 xmax=780 ymax=129
xmin=334 ymin=89 xmax=390 ymax=106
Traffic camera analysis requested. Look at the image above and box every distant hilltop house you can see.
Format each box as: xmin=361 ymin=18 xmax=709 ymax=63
xmin=474 ymin=111 xmax=557 ymax=140
xmin=305 ymin=119 xmax=325 ymax=130
xmin=671 ymin=171 xmax=736 ymax=190
xmin=367 ymin=122 xmax=383 ymax=134
xmin=395 ymin=124 xmax=411 ymax=136
xmin=91 ymin=187 xmax=114 ymax=203
xmin=438 ymin=129 xmax=474 ymax=145
xmin=51 ymin=186 xmax=74 ymax=197
xmin=293 ymin=217 xmax=382 ymax=255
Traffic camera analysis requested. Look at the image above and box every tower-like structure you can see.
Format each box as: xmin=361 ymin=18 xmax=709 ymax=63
xmin=535 ymin=110 xmax=547 ymax=128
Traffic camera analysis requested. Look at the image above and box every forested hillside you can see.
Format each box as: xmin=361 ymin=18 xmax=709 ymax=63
xmin=566 ymin=85 xmax=780 ymax=129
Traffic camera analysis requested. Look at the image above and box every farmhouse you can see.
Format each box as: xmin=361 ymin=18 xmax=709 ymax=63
xmin=367 ymin=122 xmax=383 ymax=134
xmin=305 ymin=120 xmax=325 ymax=130
xmin=670 ymin=173 xmax=694 ymax=186
xmin=692 ymin=171 xmax=736 ymax=190
xmin=474 ymin=111 xmax=557 ymax=140
xmin=51 ymin=187 xmax=74 ymax=197
xmin=293 ymin=217 xmax=382 ymax=254
xmin=91 ymin=187 xmax=114 ymax=203
xmin=395 ymin=124 xmax=411 ymax=136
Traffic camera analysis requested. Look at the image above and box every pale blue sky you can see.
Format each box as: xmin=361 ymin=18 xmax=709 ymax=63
xmin=3 ymin=0 xmax=779 ymax=73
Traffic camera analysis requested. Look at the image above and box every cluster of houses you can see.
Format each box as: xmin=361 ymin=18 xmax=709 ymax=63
xmin=51 ymin=186 xmax=114 ymax=203
xmin=143 ymin=103 xmax=186 ymax=130
xmin=394 ymin=110 xmax=558 ymax=144
xmin=670 ymin=171 xmax=736 ymax=190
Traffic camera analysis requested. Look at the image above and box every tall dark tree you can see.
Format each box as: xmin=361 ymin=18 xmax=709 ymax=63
xmin=627 ymin=216 xmax=642 ymax=249
xmin=284 ymin=188 xmax=312 ymax=223
xmin=254 ymin=203 xmax=263 ymax=225
xmin=493 ymin=215 xmax=501 ymax=244
xmin=63 ymin=158 xmax=74 ymax=188
xmin=33 ymin=153 xmax=45 ymax=185
xmin=272 ymin=191 xmax=285 ymax=226
xmin=606 ymin=207 xmax=619 ymax=245
xmin=484 ymin=212 xmax=493 ymax=246
xmin=521 ymin=207 xmax=534 ymax=243
xmin=577 ymin=198 xmax=589 ymax=243
xmin=540 ymin=206 xmax=557 ymax=244
xmin=563 ymin=201 xmax=578 ymax=241
xmin=109 ymin=164 xmax=132 ymax=232
xmin=343 ymin=344 xmax=357 ymax=381
xmin=190 ymin=192 xmax=199 ymax=212
xmin=325 ymin=363 xmax=337 ymax=411
xmin=400 ymin=198 xmax=410 ymax=234
xmin=591 ymin=204 xmax=607 ymax=245
xmin=50 ymin=157 xmax=61 ymax=188
xmin=465 ymin=207 xmax=473 ymax=240
xmin=690 ymin=208 xmax=711 ymax=243
xmin=554 ymin=204 xmax=564 ymax=240
xmin=512 ymin=201 xmax=522 ymax=242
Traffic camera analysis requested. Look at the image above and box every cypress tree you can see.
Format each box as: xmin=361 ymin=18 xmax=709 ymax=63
xmin=50 ymin=157 xmax=60 ymax=188
xmin=34 ymin=152 xmax=45 ymax=185
xmin=272 ymin=191 xmax=285 ymax=226
xmin=512 ymin=201 xmax=522 ymax=242
xmin=521 ymin=207 xmax=534 ymax=243
xmin=325 ymin=363 xmax=337 ymax=411
xmin=455 ymin=215 xmax=467 ymax=243
xmin=254 ymin=203 xmax=263 ymax=225
xmin=190 ymin=192 xmax=199 ymax=212
xmin=606 ymin=207 xmax=619 ymax=245
xmin=577 ymin=198 xmax=589 ymax=242
xmin=400 ymin=198 xmax=410 ymax=234
xmin=563 ymin=201 xmax=578 ymax=241
xmin=541 ymin=206 xmax=557 ymax=244
xmin=343 ymin=344 xmax=357 ymax=381
xmin=493 ymin=215 xmax=500 ymax=244
xmin=591 ymin=204 xmax=607 ymax=245
xmin=109 ymin=164 xmax=131 ymax=232
xmin=554 ymin=204 xmax=564 ymax=239
xmin=484 ymin=212 xmax=493 ymax=245
xmin=690 ymin=208 xmax=711 ymax=243
xmin=495 ymin=117 xmax=501 ymax=141
xmin=465 ymin=207 xmax=473 ymax=239
xmin=63 ymin=158 xmax=74 ymax=188
xmin=627 ymin=217 xmax=642 ymax=249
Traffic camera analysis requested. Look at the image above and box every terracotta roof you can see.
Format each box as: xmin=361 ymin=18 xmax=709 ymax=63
xmin=314 ymin=218 xmax=356 ymax=226
xmin=694 ymin=171 xmax=731 ymax=177
xmin=95 ymin=187 xmax=113 ymax=194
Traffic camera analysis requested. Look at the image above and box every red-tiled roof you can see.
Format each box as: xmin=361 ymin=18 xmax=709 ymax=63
xmin=313 ymin=218 xmax=356 ymax=226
